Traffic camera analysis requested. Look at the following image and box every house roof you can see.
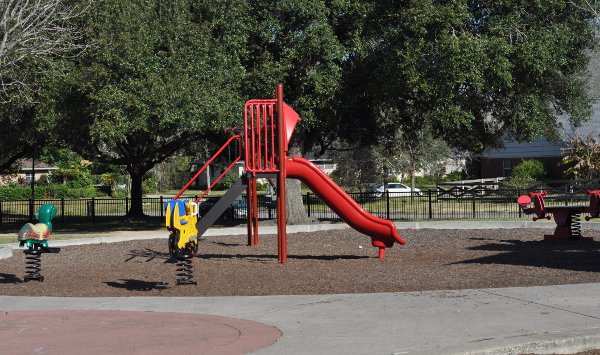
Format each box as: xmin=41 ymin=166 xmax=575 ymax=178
xmin=17 ymin=159 xmax=58 ymax=171
xmin=479 ymin=138 xmax=565 ymax=159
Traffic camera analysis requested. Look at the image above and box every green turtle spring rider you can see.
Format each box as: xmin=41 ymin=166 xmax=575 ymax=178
xmin=17 ymin=204 xmax=60 ymax=282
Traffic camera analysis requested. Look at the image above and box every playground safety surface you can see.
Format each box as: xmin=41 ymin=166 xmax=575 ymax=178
xmin=5 ymin=227 xmax=600 ymax=354
xmin=2 ymin=228 xmax=600 ymax=297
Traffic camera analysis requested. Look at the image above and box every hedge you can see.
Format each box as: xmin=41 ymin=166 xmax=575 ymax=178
xmin=0 ymin=185 xmax=98 ymax=200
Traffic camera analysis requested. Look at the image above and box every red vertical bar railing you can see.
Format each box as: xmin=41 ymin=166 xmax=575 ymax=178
xmin=251 ymin=104 xmax=256 ymax=172
xmin=256 ymin=104 xmax=262 ymax=171
xmin=243 ymin=99 xmax=277 ymax=174
xmin=263 ymin=103 xmax=268 ymax=170
xmin=270 ymin=104 xmax=275 ymax=169
xmin=244 ymin=104 xmax=250 ymax=172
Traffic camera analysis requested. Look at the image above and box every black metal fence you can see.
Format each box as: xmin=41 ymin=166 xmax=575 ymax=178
xmin=0 ymin=188 xmax=596 ymax=226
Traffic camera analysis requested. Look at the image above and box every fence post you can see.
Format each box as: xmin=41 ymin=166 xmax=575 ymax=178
xmin=29 ymin=198 xmax=35 ymax=222
xmin=472 ymin=191 xmax=476 ymax=219
xmin=160 ymin=196 xmax=164 ymax=218
xmin=61 ymin=198 xmax=65 ymax=223
xmin=517 ymin=189 xmax=522 ymax=218
xmin=386 ymin=191 xmax=390 ymax=220
xmin=91 ymin=197 xmax=96 ymax=222
xmin=428 ymin=190 xmax=433 ymax=219
xmin=306 ymin=192 xmax=311 ymax=217
xmin=125 ymin=197 xmax=129 ymax=215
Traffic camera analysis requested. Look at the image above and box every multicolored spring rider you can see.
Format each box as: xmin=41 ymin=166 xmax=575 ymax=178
xmin=164 ymin=199 xmax=199 ymax=285
xmin=17 ymin=204 xmax=60 ymax=282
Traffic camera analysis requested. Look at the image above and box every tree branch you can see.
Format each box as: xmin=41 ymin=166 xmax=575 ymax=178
xmin=0 ymin=0 xmax=91 ymax=101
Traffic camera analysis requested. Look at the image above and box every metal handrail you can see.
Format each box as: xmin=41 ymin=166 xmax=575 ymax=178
xmin=173 ymin=135 xmax=242 ymax=200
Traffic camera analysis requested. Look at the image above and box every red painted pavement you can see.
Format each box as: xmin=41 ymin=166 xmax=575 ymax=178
xmin=0 ymin=310 xmax=281 ymax=354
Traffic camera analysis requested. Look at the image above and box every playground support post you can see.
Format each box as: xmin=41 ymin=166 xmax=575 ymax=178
xmin=247 ymin=177 xmax=252 ymax=245
xmin=246 ymin=176 xmax=259 ymax=246
xmin=276 ymin=83 xmax=287 ymax=263
xmin=252 ymin=178 xmax=259 ymax=244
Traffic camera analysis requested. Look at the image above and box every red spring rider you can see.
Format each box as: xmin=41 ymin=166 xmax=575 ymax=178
xmin=517 ymin=191 xmax=551 ymax=221
xmin=517 ymin=190 xmax=599 ymax=241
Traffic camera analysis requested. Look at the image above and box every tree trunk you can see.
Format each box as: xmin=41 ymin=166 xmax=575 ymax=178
xmin=128 ymin=170 xmax=145 ymax=218
xmin=285 ymin=178 xmax=312 ymax=224
xmin=284 ymin=145 xmax=312 ymax=224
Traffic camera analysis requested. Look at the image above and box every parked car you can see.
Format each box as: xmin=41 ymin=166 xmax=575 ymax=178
xmin=365 ymin=183 xmax=422 ymax=199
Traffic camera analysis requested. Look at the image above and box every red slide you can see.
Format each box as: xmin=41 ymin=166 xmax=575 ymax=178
xmin=286 ymin=157 xmax=405 ymax=258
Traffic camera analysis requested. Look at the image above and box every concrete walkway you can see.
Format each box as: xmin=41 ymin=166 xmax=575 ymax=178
xmin=2 ymin=284 xmax=600 ymax=354
xmin=3 ymin=221 xmax=600 ymax=354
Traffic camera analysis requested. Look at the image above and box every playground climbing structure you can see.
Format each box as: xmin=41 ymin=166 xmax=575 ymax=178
xmin=166 ymin=84 xmax=405 ymax=281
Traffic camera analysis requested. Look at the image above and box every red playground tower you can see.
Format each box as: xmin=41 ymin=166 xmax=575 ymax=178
xmin=173 ymin=84 xmax=406 ymax=263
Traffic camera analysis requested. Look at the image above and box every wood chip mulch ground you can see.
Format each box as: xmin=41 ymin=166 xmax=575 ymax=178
xmin=2 ymin=228 xmax=600 ymax=297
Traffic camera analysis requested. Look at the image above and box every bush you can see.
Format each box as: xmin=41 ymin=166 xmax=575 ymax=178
xmin=112 ymin=190 xmax=127 ymax=198
xmin=0 ymin=186 xmax=33 ymax=200
xmin=511 ymin=160 xmax=547 ymax=181
xmin=51 ymin=169 xmax=95 ymax=188
xmin=66 ymin=171 xmax=95 ymax=188
xmin=214 ymin=174 xmax=238 ymax=190
xmin=501 ymin=160 xmax=548 ymax=191
xmin=412 ymin=176 xmax=437 ymax=186
xmin=444 ymin=170 xmax=463 ymax=181
xmin=0 ymin=184 xmax=99 ymax=200
xmin=142 ymin=176 xmax=158 ymax=194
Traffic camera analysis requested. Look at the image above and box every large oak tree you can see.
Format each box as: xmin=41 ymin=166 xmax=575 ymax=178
xmin=52 ymin=0 xmax=247 ymax=217
xmin=335 ymin=1 xmax=598 ymax=153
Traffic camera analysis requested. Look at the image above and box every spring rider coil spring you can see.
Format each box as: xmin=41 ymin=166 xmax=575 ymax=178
xmin=176 ymin=255 xmax=195 ymax=285
xmin=569 ymin=213 xmax=582 ymax=239
xmin=23 ymin=244 xmax=44 ymax=282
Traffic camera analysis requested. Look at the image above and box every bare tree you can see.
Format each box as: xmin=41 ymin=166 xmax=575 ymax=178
xmin=0 ymin=0 xmax=88 ymax=100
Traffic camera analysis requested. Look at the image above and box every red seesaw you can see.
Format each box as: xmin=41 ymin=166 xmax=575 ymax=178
xmin=517 ymin=190 xmax=600 ymax=241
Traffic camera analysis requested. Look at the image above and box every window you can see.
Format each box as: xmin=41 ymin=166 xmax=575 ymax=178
xmin=502 ymin=160 xmax=512 ymax=177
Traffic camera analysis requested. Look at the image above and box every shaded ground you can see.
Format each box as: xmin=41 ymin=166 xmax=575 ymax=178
xmin=2 ymin=228 xmax=600 ymax=296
